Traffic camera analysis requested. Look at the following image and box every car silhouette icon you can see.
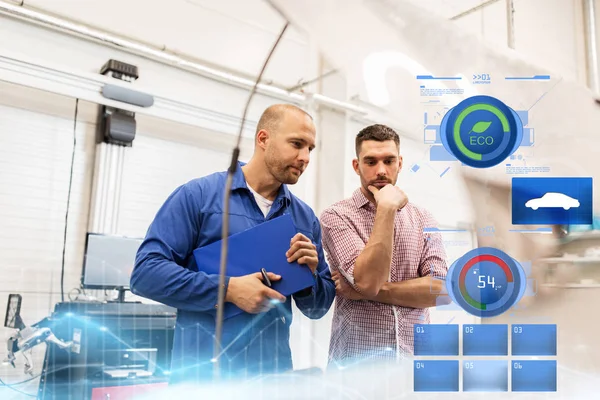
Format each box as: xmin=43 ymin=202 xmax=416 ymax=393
xmin=525 ymin=192 xmax=580 ymax=210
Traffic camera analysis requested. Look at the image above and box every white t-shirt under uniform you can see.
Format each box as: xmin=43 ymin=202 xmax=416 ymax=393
xmin=247 ymin=185 xmax=273 ymax=217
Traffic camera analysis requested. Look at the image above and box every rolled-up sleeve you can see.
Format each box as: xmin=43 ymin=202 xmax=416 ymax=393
xmin=320 ymin=209 xmax=365 ymax=291
xmin=418 ymin=210 xmax=448 ymax=278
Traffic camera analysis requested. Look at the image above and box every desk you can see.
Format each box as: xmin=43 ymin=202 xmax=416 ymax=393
xmin=37 ymin=302 xmax=176 ymax=400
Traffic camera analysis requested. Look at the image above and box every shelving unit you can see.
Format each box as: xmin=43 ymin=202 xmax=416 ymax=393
xmin=537 ymin=231 xmax=600 ymax=288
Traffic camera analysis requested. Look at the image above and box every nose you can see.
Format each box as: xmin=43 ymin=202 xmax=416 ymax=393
xmin=376 ymin=162 xmax=387 ymax=176
xmin=298 ymin=147 xmax=310 ymax=165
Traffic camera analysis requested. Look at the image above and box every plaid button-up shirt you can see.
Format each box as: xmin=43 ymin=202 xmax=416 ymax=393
xmin=320 ymin=189 xmax=448 ymax=365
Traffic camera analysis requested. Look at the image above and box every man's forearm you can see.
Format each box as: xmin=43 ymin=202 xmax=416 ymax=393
xmin=366 ymin=277 xmax=448 ymax=308
xmin=353 ymin=206 xmax=396 ymax=296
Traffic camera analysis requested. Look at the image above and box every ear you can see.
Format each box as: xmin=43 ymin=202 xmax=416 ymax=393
xmin=352 ymin=158 xmax=360 ymax=175
xmin=398 ymin=155 xmax=403 ymax=171
xmin=256 ymin=129 xmax=270 ymax=150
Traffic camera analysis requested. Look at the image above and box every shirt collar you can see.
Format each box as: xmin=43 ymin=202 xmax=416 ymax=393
xmin=232 ymin=161 xmax=292 ymax=206
xmin=352 ymin=188 xmax=372 ymax=209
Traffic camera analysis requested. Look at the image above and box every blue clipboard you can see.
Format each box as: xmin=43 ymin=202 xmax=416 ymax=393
xmin=193 ymin=214 xmax=315 ymax=318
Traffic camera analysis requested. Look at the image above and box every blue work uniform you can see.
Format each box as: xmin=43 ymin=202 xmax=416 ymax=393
xmin=130 ymin=163 xmax=336 ymax=383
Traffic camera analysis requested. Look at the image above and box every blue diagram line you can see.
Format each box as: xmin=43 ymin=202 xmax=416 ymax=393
xmin=528 ymin=77 xmax=562 ymax=111
xmin=505 ymin=75 xmax=551 ymax=80
xmin=440 ymin=167 xmax=451 ymax=177
xmin=509 ymin=228 xmax=553 ymax=233
xmin=417 ymin=75 xmax=462 ymax=80
xmin=423 ymin=228 xmax=468 ymax=232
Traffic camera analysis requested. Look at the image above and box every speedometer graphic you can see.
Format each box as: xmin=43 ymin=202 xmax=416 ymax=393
xmin=446 ymin=247 xmax=527 ymax=318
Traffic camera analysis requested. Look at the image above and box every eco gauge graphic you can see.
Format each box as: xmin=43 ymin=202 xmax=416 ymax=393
xmin=440 ymin=95 xmax=523 ymax=168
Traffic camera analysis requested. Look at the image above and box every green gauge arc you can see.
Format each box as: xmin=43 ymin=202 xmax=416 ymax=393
xmin=453 ymin=103 xmax=510 ymax=161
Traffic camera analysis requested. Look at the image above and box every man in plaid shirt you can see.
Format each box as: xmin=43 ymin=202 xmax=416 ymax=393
xmin=320 ymin=124 xmax=449 ymax=366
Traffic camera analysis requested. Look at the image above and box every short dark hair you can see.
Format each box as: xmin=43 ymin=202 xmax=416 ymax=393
xmin=355 ymin=124 xmax=400 ymax=157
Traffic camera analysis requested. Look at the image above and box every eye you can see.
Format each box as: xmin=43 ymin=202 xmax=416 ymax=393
xmin=366 ymin=161 xmax=376 ymax=166
xmin=291 ymin=141 xmax=302 ymax=148
xmin=385 ymin=160 xmax=394 ymax=165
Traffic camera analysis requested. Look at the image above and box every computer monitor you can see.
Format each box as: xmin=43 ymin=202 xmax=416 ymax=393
xmin=82 ymin=233 xmax=143 ymax=296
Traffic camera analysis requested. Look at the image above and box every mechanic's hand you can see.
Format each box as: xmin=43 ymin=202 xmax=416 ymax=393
xmin=286 ymin=233 xmax=318 ymax=274
xmin=332 ymin=270 xmax=364 ymax=300
xmin=225 ymin=272 xmax=286 ymax=314
xmin=368 ymin=184 xmax=408 ymax=210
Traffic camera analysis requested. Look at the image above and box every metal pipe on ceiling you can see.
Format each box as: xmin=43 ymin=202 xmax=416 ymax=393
xmin=583 ymin=0 xmax=600 ymax=94
xmin=450 ymin=0 xmax=502 ymax=21
xmin=506 ymin=0 xmax=515 ymax=49
xmin=0 ymin=0 xmax=368 ymax=115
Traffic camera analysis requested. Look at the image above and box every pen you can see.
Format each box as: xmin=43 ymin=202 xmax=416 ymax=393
xmin=260 ymin=268 xmax=272 ymax=287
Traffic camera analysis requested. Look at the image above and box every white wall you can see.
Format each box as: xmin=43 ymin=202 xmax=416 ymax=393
xmin=449 ymin=0 xmax=587 ymax=84
xmin=0 ymin=17 xmax=282 ymax=138
xmin=0 ymin=83 xmax=94 ymax=398
xmin=400 ymin=0 xmax=586 ymax=84
xmin=11 ymin=0 xmax=312 ymax=88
